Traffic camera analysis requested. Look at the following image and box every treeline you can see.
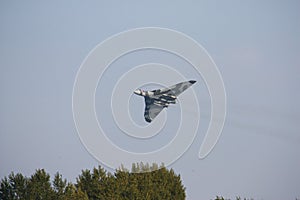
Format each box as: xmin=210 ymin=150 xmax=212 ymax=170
xmin=0 ymin=163 xmax=185 ymax=200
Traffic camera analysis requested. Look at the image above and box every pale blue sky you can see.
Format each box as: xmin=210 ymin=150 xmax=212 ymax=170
xmin=1 ymin=1 xmax=300 ymax=199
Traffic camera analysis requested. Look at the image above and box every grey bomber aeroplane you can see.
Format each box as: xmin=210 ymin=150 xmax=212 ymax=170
xmin=134 ymin=80 xmax=196 ymax=123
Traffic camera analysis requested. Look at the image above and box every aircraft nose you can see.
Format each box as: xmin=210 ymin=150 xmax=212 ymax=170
xmin=134 ymin=89 xmax=140 ymax=95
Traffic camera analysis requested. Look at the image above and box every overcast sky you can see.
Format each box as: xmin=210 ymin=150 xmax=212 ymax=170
xmin=1 ymin=1 xmax=300 ymax=199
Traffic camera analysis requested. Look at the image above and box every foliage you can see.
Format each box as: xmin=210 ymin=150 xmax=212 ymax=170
xmin=0 ymin=163 xmax=185 ymax=200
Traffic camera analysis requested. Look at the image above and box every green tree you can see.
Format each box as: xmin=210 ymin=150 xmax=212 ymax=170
xmin=64 ymin=183 xmax=89 ymax=200
xmin=76 ymin=166 xmax=112 ymax=200
xmin=27 ymin=169 xmax=55 ymax=200
xmin=0 ymin=172 xmax=28 ymax=200
xmin=0 ymin=177 xmax=13 ymax=200
xmin=10 ymin=173 xmax=28 ymax=199
xmin=113 ymin=162 xmax=186 ymax=200
xmin=53 ymin=172 xmax=67 ymax=200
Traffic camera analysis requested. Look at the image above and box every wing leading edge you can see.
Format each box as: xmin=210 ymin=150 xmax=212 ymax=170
xmin=152 ymin=80 xmax=196 ymax=97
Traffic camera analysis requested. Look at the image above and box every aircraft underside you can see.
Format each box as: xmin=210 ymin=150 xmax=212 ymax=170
xmin=134 ymin=80 xmax=196 ymax=123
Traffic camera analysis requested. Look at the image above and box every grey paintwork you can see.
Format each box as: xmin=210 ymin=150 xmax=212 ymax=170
xmin=134 ymin=80 xmax=196 ymax=123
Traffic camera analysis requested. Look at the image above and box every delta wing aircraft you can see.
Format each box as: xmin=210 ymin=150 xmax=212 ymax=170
xmin=134 ymin=80 xmax=196 ymax=123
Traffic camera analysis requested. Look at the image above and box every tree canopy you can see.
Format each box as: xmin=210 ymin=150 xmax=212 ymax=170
xmin=0 ymin=163 xmax=185 ymax=200
xmin=0 ymin=163 xmax=258 ymax=200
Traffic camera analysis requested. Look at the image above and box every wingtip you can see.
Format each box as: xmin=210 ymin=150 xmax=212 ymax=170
xmin=145 ymin=118 xmax=152 ymax=123
xmin=189 ymin=80 xmax=196 ymax=84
